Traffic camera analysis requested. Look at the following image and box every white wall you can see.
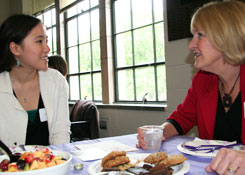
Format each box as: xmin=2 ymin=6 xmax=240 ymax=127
xmin=0 ymin=0 xmax=11 ymax=24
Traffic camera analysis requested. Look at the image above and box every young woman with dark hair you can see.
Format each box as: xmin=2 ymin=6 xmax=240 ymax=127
xmin=0 ymin=14 xmax=71 ymax=147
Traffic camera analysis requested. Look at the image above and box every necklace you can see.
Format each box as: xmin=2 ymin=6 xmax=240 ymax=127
xmin=11 ymin=74 xmax=38 ymax=104
xmin=220 ymin=73 xmax=240 ymax=108
xmin=12 ymin=79 xmax=28 ymax=103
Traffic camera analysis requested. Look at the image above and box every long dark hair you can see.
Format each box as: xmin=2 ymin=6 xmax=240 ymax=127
xmin=0 ymin=14 xmax=41 ymax=73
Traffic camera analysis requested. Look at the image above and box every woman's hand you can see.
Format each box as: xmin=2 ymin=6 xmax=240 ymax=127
xmin=136 ymin=127 xmax=146 ymax=149
xmin=136 ymin=122 xmax=178 ymax=149
xmin=206 ymin=148 xmax=245 ymax=175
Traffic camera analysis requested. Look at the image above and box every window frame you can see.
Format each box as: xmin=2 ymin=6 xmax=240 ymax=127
xmin=35 ymin=5 xmax=58 ymax=56
xmin=35 ymin=0 xmax=167 ymax=106
xmin=112 ymin=0 xmax=166 ymax=104
xmin=63 ymin=1 xmax=102 ymax=102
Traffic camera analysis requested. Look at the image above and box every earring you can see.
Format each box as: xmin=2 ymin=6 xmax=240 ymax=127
xmin=16 ymin=59 xmax=21 ymax=68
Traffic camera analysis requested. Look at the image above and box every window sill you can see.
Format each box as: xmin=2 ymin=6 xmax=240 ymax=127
xmin=69 ymin=101 xmax=166 ymax=111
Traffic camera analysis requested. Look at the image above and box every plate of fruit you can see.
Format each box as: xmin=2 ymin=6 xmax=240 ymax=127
xmin=0 ymin=147 xmax=71 ymax=175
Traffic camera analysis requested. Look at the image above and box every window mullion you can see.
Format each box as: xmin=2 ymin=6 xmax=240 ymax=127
xmin=89 ymin=1 xmax=94 ymax=100
xmin=130 ymin=0 xmax=137 ymax=101
xmin=152 ymin=0 xmax=159 ymax=101
xmin=50 ymin=11 xmax=54 ymax=54
xmin=76 ymin=9 xmax=82 ymax=99
xmin=64 ymin=12 xmax=70 ymax=99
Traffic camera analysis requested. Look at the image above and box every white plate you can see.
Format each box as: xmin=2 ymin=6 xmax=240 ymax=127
xmin=10 ymin=145 xmax=45 ymax=153
xmin=177 ymin=138 xmax=239 ymax=157
xmin=177 ymin=143 xmax=217 ymax=157
xmin=0 ymin=154 xmax=9 ymax=163
xmin=87 ymin=153 xmax=190 ymax=175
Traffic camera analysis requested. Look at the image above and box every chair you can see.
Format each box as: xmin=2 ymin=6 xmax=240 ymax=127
xmin=70 ymin=99 xmax=100 ymax=142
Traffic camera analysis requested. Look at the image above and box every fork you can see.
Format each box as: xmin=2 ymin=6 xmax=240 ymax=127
xmin=204 ymin=144 xmax=241 ymax=153
xmin=183 ymin=143 xmax=240 ymax=152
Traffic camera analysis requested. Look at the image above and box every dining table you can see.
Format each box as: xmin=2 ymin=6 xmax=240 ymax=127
xmin=49 ymin=134 xmax=216 ymax=175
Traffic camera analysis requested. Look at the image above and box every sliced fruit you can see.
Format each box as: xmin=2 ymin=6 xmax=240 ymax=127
xmin=0 ymin=159 xmax=10 ymax=171
xmin=47 ymin=161 xmax=56 ymax=167
xmin=55 ymin=159 xmax=66 ymax=165
xmin=38 ymin=161 xmax=47 ymax=169
xmin=23 ymin=163 xmax=30 ymax=171
xmin=8 ymin=163 xmax=18 ymax=172
xmin=25 ymin=153 xmax=34 ymax=163
xmin=19 ymin=152 xmax=28 ymax=160
xmin=33 ymin=150 xmax=43 ymax=158
xmin=30 ymin=160 xmax=39 ymax=170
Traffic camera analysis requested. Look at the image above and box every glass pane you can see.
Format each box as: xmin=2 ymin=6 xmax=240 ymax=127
xmin=157 ymin=65 xmax=166 ymax=101
xmin=116 ymin=32 xmax=132 ymax=68
xmin=91 ymin=9 xmax=99 ymax=40
xmin=135 ymin=67 xmax=155 ymax=101
xmin=52 ymin=8 xmax=56 ymax=25
xmin=93 ymin=73 xmax=102 ymax=100
xmin=80 ymin=74 xmax=92 ymax=99
xmin=79 ymin=43 xmax=91 ymax=72
xmin=53 ymin=27 xmax=57 ymax=52
xmin=37 ymin=15 xmax=42 ymax=21
xmin=78 ymin=0 xmax=89 ymax=12
xmin=68 ymin=47 xmax=79 ymax=74
xmin=67 ymin=19 xmax=78 ymax=47
xmin=132 ymin=0 xmax=152 ymax=28
xmin=70 ymin=75 xmax=79 ymax=100
xmin=118 ymin=69 xmax=134 ymax=101
xmin=67 ymin=5 xmax=77 ymax=18
xmin=46 ymin=29 xmax=53 ymax=53
xmin=154 ymin=0 xmax=163 ymax=22
xmin=92 ymin=40 xmax=101 ymax=70
xmin=134 ymin=26 xmax=154 ymax=65
xmin=155 ymin=23 xmax=165 ymax=62
xmin=78 ymin=13 xmax=90 ymax=44
xmin=114 ymin=0 xmax=131 ymax=33
xmin=44 ymin=10 xmax=52 ymax=27
xmin=91 ymin=0 xmax=99 ymax=8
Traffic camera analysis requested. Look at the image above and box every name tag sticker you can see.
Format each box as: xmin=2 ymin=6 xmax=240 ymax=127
xmin=39 ymin=108 xmax=47 ymax=122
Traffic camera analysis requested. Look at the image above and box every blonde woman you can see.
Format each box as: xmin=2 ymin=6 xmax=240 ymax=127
xmin=137 ymin=0 xmax=245 ymax=149
xmin=137 ymin=1 xmax=245 ymax=174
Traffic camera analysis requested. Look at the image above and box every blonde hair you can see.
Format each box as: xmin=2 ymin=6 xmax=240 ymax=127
xmin=191 ymin=0 xmax=245 ymax=65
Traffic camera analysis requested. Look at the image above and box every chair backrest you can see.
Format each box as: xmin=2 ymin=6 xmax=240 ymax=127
xmin=70 ymin=100 xmax=100 ymax=141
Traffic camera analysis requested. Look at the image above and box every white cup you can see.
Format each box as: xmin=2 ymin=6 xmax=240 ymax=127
xmin=140 ymin=125 xmax=163 ymax=150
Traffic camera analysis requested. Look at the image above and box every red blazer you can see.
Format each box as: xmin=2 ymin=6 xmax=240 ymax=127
xmin=167 ymin=64 xmax=245 ymax=144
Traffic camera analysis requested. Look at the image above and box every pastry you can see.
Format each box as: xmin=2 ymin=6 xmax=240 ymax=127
xmin=143 ymin=152 xmax=168 ymax=164
xmin=101 ymin=151 xmax=130 ymax=171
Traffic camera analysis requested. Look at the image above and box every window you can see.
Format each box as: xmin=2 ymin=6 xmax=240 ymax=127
xmin=64 ymin=0 xmax=101 ymax=101
xmin=52 ymin=0 xmax=166 ymax=104
xmin=36 ymin=6 xmax=57 ymax=55
xmin=113 ymin=0 xmax=166 ymax=103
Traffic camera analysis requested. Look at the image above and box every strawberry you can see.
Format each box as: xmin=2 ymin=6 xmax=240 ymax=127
xmin=45 ymin=158 xmax=51 ymax=164
xmin=0 ymin=159 xmax=10 ymax=171
xmin=40 ymin=148 xmax=50 ymax=153
xmin=50 ymin=155 xmax=55 ymax=160
xmin=25 ymin=153 xmax=34 ymax=163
